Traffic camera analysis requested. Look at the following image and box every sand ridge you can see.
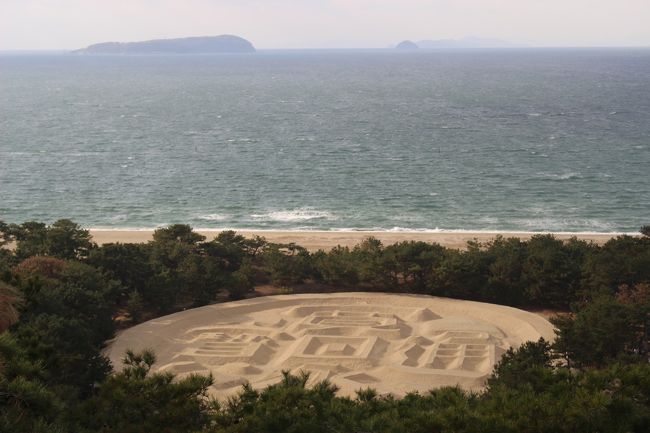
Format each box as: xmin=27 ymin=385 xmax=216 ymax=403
xmin=107 ymin=293 xmax=556 ymax=398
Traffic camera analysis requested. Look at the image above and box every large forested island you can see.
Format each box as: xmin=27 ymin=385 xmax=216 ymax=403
xmin=74 ymin=35 xmax=256 ymax=54
xmin=1 ymin=220 xmax=649 ymax=432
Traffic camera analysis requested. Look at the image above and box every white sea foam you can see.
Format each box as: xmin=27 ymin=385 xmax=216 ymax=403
xmin=87 ymin=226 xmax=637 ymax=236
xmin=537 ymin=172 xmax=582 ymax=180
xmin=558 ymin=172 xmax=581 ymax=180
xmin=477 ymin=216 xmax=500 ymax=225
xmin=197 ymin=214 xmax=229 ymax=222
xmin=108 ymin=214 xmax=128 ymax=222
xmin=386 ymin=227 xmax=444 ymax=232
xmin=250 ymin=209 xmax=336 ymax=222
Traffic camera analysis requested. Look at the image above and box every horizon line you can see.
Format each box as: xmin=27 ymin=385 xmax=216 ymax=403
xmin=3 ymin=45 xmax=650 ymax=54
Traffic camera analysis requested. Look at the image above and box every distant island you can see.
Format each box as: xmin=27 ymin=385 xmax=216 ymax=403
xmin=416 ymin=37 xmax=517 ymax=49
xmin=74 ymin=35 xmax=256 ymax=54
xmin=396 ymin=40 xmax=419 ymax=50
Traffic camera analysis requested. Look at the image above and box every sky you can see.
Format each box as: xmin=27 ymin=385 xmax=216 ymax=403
xmin=2 ymin=0 xmax=650 ymax=50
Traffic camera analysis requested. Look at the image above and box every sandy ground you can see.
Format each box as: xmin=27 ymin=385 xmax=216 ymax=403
xmin=107 ymin=293 xmax=555 ymax=399
xmin=90 ymin=229 xmax=621 ymax=251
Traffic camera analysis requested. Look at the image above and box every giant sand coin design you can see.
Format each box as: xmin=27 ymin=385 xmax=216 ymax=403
xmin=107 ymin=293 xmax=555 ymax=397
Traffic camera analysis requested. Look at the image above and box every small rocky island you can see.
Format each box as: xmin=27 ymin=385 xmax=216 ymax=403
xmin=74 ymin=35 xmax=256 ymax=54
xmin=396 ymin=40 xmax=419 ymax=50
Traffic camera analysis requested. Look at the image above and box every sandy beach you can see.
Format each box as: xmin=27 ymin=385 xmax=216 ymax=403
xmin=107 ymin=293 xmax=555 ymax=398
xmin=90 ymin=229 xmax=623 ymax=251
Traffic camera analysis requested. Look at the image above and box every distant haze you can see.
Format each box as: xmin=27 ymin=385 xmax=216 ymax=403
xmin=2 ymin=0 xmax=650 ymax=50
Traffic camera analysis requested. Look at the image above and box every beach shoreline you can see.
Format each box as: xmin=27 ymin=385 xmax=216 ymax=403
xmin=89 ymin=229 xmax=629 ymax=251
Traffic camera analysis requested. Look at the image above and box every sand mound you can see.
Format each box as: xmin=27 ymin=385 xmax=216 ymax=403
xmin=107 ymin=293 xmax=555 ymax=398
xmin=408 ymin=308 xmax=440 ymax=322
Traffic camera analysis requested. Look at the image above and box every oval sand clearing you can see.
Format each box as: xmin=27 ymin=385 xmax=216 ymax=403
xmin=107 ymin=293 xmax=555 ymax=397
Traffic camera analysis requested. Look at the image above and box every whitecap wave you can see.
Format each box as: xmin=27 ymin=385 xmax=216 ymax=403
xmin=537 ymin=172 xmax=582 ymax=180
xmin=86 ymin=226 xmax=636 ymax=235
xmin=250 ymin=209 xmax=336 ymax=222
xmin=108 ymin=214 xmax=128 ymax=222
xmin=557 ymin=172 xmax=581 ymax=180
xmin=197 ymin=213 xmax=229 ymax=222
xmin=386 ymin=227 xmax=444 ymax=232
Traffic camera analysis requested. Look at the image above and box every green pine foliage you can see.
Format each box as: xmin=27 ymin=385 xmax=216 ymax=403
xmin=0 ymin=220 xmax=649 ymax=432
xmin=72 ymin=350 xmax=215 ymax=433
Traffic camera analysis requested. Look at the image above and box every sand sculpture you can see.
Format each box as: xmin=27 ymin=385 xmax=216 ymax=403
xmin=107 ymin=293 xmax=555 ymax=398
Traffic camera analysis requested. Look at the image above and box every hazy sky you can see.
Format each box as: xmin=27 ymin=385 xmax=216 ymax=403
xmin=2 ymin=0 xmax=650 ymax=50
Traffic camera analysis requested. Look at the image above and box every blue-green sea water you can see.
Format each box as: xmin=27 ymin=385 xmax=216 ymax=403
xmin=1 ymin=49 xmax=649 ymax=232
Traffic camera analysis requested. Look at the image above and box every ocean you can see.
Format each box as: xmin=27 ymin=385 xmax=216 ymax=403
xmin=1 ymin=49 xmax=649 ymax=232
